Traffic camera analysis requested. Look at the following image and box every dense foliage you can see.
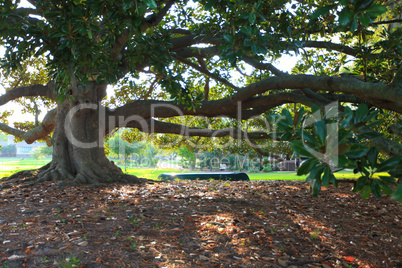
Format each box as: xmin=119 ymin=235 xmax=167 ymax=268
xmin=0 ymin=0 xmax=401 ymax=198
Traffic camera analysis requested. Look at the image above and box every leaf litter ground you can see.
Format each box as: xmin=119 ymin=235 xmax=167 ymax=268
xmin=0 ymin=179 xmax=401 ymax=268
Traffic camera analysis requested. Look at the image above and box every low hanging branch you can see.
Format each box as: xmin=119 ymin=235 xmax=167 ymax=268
xmin=0 ymin=83 xmax=56 ymax=106
xmin=232 ymin=75 xmax=402 ymax=106
xmin=0 ymin=108 xmax=57 ymax=146
xmin=123 ymin=118 xmax=272 ymax=141
xmin=173 ymin=55 xmax=239 ymax=90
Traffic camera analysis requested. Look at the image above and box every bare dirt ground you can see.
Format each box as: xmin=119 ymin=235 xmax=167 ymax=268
xmin=0 ymin=178 xmax=401 ymax=268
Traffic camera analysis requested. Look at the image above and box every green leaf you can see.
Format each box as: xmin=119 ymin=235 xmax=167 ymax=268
xmin=291 ymin=140 xmax=313 ymax=158
xmin=280 ymin=132 xmax=293 ymax=141
xmin=354 ymin=103 xmax=369 ymax=124
xmin=391 ymin=183 xmax=402 ymax=202
xmin=281 ymin=109 xmax=293 ymax=125
xmin=277 ymin=120 xmax=293 ymax=132
xmin=370 ymin=179 xmax=382 ymax=198
xmin=339 ymin=7 xmax=353 ymax=25
xmin=366 ymin=4 xmax=388 ymax=18
xmin=249 ymin=13 xmax=256 ymax=24
xmin=143 ymin=0 xmax=157 ymax=9
xmin=302 ymin=132 xmax=318 ymax=146
xmin=345 ymin=143 xmax=369 ymax=158
xmin=310 ymin=177 xmax=322 ymax=197
xmin=376 ymin=155 xmax=401 ymax=173
xmin=361 ymin=184 xmax=371 ymax=199
xmin=322 ymin=166 xmax=331 ymax=186
xmin=223 ymin=33 xmax=233 ymax=43
xmin=379 ymin=176 xmax=397 ymax=186
xmin=354 ymin=0 xmax=374 ymax=12
xmin=378 ymin=181 xmax=393 ymax=195
xmin=314 ymin=120 xmax=326 ymax=145
xmin=366 ymin=147 xmax=379 ymax=167
xmin=350 ymin=15 xmax=358 ymax=32
xmin=297 ymin=158 xmax=319 ymax=176
xmin=359 ymin=14 xmax=371 ymax=27
xmin=307 ymin=165 xmax=325 ymax=181
xmin=337 ymin=155 xmax=349 ymax=168
xmin=353 ymin=176 xmax=368 ymax=192
xmin=367 ymin=119 xmax=381 ymax=128
xmin=311 ymin=5 xmax=334 ymax=20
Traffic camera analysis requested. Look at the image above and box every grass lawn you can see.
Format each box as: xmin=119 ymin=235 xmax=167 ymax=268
xmin=124 ymin=168 xmax=369 ymax=181
xmin=0 ymin=157 xmax=51 ymax=178
xmin=0 ymin=157 xmax=389 ymax=181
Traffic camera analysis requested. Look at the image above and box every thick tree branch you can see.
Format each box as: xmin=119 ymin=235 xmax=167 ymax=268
xmin=111 ymin=91 xmax=320 ymax=125
xmin=248 ymin=139 xmax=284 ymax=160
xmin=241 ymin=55 xmax=287 ymax=77
xmin=388 ymin=124 xmax=402 ymax=137
xmin=175 ymin=46 xmax=220 ymax=59
xmin=112 ymin=0 xmax=176 ymax=60
xmin=125 ymin=118 xmax=271 ymax=141
xmin=173 ymin=55 xmax=239 ymax=90
xmin=356 ymin=125 xmax=402 ymax=156
xmin=0 ymin=83 xmax=56 ymax=106
xmin=322 ymin=93 xmax=365 ymax=104
xmin=373 ymin=19 xmax=402 ymax=25
xmin=141 ymin=0 xmax=176 ymax=30
xmin=169 ymin=29 xmax=192 ymax=35
xmin=391 ymin=65 xmax=402 ymax=86
xmin=0 ymin=108 xmax=56 ymax=145
xmin=303 ymin=41 xmax=360 ymax=57
xmin=231 ymin=75 xmax=402 ymax=105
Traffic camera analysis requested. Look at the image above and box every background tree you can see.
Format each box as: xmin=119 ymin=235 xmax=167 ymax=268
xmin=30 ymin=146 xmax=44 ymax=163
xmin=0 ymin=144 xmax=16 ymax=157
xmin=177 ymin=145 xmax=196 ymax=170
xmin=106 ymin=132 xmax=144 ymax=172
xmin=0 ymin=0 xmax=401 ymax=199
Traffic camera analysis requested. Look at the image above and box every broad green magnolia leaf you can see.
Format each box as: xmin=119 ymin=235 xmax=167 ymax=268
xmin=359 ymin=14 xmax=371 ymax=27
xmin=366 ymin=4 xmax=388 ymax=18
xmin=378 ymin=181 xmax=393 ymax=195
xmin=366 ymin=147 xmax=379 ymax=167
xmin=311 ymin=5 xmax=335 ymax=20
xmin=314 ymin=120 xmax=326 ymax=146
xmin=378 ymin=176 xmax=397 ymax=186
xmin=353 ymin=176 xmax=368 ymax=192
xmin=392 ymin=184 xmax=402 ymax=202
xmin=291 ymin=140 xmax=313 ymax=158
xmin=350 ymin=15 xmax=358 ymax=32
xmin=361 ymin=184 xmax=371 ymax=199
xmin=354 ymin=103 xmax=369 ymax=124
xmin=339 ymin=7 xmax=353 ymax=25
xmin=297 ymin=158 xmax=319 ymax=176
xmin=143 ymin=0 xmax=157 ymax=9
xmin=376 ymin=156 xmax=401 ymax=173
xmin=353 ymin=0 xmax=374 ymax=12
xmin=370 ymin=179 xmax=382 ymax=198
xmin=322 ymin=166 xmax=331 ymax=186
xmin=346 ymin=143 xmax=369 ymax=158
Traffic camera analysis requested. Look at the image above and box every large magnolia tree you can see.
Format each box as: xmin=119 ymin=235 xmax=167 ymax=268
xmin=0 ymin=0 xmax=401 ymax=197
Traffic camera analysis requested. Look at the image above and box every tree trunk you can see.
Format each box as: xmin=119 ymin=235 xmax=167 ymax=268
xmin=35 ymin=82 xmax=143 ymax=185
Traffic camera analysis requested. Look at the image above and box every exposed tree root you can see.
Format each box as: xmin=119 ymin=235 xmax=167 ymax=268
xmin=0 ymin=161 xmax=156 ymax=189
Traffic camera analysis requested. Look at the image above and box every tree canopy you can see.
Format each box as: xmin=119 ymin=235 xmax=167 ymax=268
xmin=0 ymin=0 xmax=401 ymax=198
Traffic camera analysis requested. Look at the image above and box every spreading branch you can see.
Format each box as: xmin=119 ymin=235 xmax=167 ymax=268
xmin=0 ymin=83 xmax=56 ymax=106
xmin=0 ymin=108 xmax=56 ymax=145
xmin=111 ymin=0 xmax=176 ymax=60
xmin=173 ymin=55 xmax=239 ymax=90
xmin=241 ymin=55 xmax=288 ymax=76
xmin=124 ymin=118 xmax=271 ymax=141
xmin=373 ymin=19 xmax=402 ymax=25
xmin=231 ymin=75 xmax=402 ymax=105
